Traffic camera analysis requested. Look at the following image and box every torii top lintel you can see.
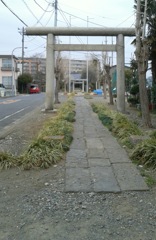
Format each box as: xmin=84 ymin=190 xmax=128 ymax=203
xmin=25 ymin=27 xmax=135 ymax=37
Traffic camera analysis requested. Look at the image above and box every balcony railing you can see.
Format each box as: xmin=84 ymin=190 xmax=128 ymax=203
xmin=1 ymin=67 xmax=12 ymax=71
xmin=1 ymin=67 xmax=20 ymax=72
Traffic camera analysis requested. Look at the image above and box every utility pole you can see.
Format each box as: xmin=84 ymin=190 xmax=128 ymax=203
xmin=54 ymin=0 xmax=58 ymax=27
xmin=135 ymin=0 xmax=152 ymax=127
xmin=54 ymin=0 xmax=61 ymax=103
xmin=18 ymin=27 xmax=25 ymax=74
xmin=86 ymin=16 xmax=89 ymax=93
xmin=22 ymin=27 xmax=25 ymax=74
xmin=86 ymin=16 xmax=94 ymax=92
xmin=68 ymin=15 xmax=71 ymax=93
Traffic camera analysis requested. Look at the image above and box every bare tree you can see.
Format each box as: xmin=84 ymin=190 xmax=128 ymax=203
xmin=54 ymin=51 xmax=61 ymax=104
xmin=101 ymin=73 xmax=107 ymax=99
xmin=104 ymin=64 xmax=114 ymax=105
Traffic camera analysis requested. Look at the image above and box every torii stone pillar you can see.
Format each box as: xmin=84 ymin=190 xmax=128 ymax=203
xmin=25 ymin=27 xmax=135 ymax=112
xmin=117 ymin=34 xmax=125 ymax=112
xmin=45 ymin=34 xmax=55 ymax=110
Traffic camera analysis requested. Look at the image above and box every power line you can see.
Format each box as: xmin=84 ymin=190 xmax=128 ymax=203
xmin=44 ymin=10 xmax=55 ymax=26
xmin=58 ymin=0 xmax=115 ymax=21
xmin=34 ymin=6 xmax=54 ymax=26
xmin=59 ymin=9 xmax=107 ymax=28
xmin=33 ymin=0 xmax=53 ymax=12
xmin=58 ymin=6 xmax=85 ymax=44
xmin=22 ymin=0 xmax=44 ymax=26
xmin=0 ymin=0 xmax=28 ymax=26
xmin=116 ymin=13 xmax=135 ymax=27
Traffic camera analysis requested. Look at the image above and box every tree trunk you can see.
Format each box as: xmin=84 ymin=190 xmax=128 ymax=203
xmin=54 ymin=51 xmax=61 ymax=104
xmin=138 ymin=46 xmax=152 ymax=127
xmin=151 ymin=51 xmax=156 ymax=84
xmin=54 ymin=72 xmax=60 ymax=104
xmin=135 ymin=0 xmax=152 ymax=128
xmin=103 ymin=76 xmax=107 ymax=99
xmin=104 ymin=65 xmax=113 ymax=105
xmin=107 ymin=75 xmax=114 ymax=105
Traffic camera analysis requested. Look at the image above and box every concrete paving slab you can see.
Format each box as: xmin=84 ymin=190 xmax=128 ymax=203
xmin=87 ymin=148 xmax=109 ymax=159
xmin=113 ymin=163 xmax=149 ymax=191
xmin=74 ymin=119 xmax=84 ymax=125
xmin=106 ymin=148 xmax=131 ymax=163
xmin=73 ymin=123 xmax=84 ymax=131
xmin=84 ymin=131 xmax=98 ymax=138
xmin=65 ymin=167 xmax=92 ymax=192
xmin=66 ymin=157 xmax=88 ymax=168
xmin=90 ymin=166 xmax=121 ymax=192
xmin=85 ymin=138 xmax=104 ymax=149
xmin=100 ymin=137 xmax=120 ymax=148
xmin=88 ymin=158 xmax=111 ymax=167
xmin=95 ymin=129 xmax=111 ymax=138
xmin=66 ymin=149 xmax=86 ymax=159
xmin=72 ymin=132 xmax=84 ymax=139
xmin=70 ymin=139 xmax=86 ymax=150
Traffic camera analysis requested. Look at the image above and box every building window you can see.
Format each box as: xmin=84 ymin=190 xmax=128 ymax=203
xmin=2 ymin=59 xmax=12 ymax=68
xmin=2 ymin=76 xmax=12 ymax=89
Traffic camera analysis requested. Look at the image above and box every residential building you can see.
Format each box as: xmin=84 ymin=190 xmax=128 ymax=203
xmin=22 ymin=57 xmax=46 ymax=76
xmin=61 ymin=58 xmax=88 ymax=91
xmin=0 ymin=55 xmax=20 ymax=95
xmin=19 ymin=57 xmax=46 ymax=91
xmin=70 ymin=59 xmax=87 ymax=73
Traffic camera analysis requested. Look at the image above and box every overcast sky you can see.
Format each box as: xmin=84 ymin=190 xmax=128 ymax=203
xmin=0 ymin=0 xmax=135 ymax=65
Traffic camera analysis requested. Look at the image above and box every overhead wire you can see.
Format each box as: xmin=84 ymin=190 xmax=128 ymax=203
xmin=1 ymin=0 xmax=135 ymax=60
xmin=26 ymin=43 xmax=46 ymax=52
xmin=44 ymin=9 xmax=55 ymax=25
xmin=58 ymin=0 xmax=115 ymax=21
xmin=0 ymin=0 xmax=28 ymax=26
xmin=1 ymin=0 xmax=48 ymax=54
xmin=58 ymin=6 xmax=85 ymax=45
xmin=116 ymin=12 xmax=135 ymax=27
xmin=22 ymin=0 xmax=44 ymax=26
xmin=34 ymin=6 xmax=54 ymax=26
xmin=33 ymin=0 xmax=53 ymax=12
xmin=59 ymin=9 xmax=107 ymax=28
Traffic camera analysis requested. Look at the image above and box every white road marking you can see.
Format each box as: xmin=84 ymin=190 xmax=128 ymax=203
xmin=0 ymin=106 xmax=30 ymax=122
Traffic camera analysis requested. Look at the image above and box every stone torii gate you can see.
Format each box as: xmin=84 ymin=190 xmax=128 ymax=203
xmin=25 ymin=27 xmax=135 ymax=112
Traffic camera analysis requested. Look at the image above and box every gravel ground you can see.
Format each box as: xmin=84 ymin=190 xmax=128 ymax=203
xmin=0 ymin=97 xmax=156 ymax=240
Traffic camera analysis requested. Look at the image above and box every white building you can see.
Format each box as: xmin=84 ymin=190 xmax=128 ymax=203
xmin=0 ymin=55 xmax=20 ymax=95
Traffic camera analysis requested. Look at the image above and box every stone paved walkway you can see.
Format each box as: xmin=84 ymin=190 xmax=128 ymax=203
xmin=65 ymin=97 xmax=148 ymax=193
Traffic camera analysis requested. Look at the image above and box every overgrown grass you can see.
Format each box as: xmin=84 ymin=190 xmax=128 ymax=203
xmin=91 ymin=102 xmax=156 ymax=170
xmin=0 ymin=152 xmax=17 ymax=170
xmin=91 ymin=103 xmax=142 ymax=146
xmin=112 ymin=112 xmax=142 ymax=147
xmin=130 ymin=138 xmax=156 ymax=169
xmin=0 ymin=99 xmax=75 ymax=170
xmin=139 ymin=168 xmax=156 ymax=186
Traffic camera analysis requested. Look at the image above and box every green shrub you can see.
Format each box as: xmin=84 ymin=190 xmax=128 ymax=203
xmin=91 ymin=102 xmax=142 ymax=148
xmin=131 ymin=138 xmax=156 ymax=169
xmin=0 ymin=152 xmax=16 ymax=170
xmin=0 ymin=99 xmax=74 ymax=170
xmin=91 ymin=102 xmax=156 ymax=169
xmin=98 ymin=112 xmax=113 ymax=130
xmin=112 ymin=113 xmax=142 ymax=140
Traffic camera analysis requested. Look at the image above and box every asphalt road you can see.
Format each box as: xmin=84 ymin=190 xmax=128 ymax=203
xmin=0 ymin=93 xmax=45 ymax=135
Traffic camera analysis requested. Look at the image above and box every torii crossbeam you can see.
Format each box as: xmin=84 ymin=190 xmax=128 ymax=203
xmin=25 ymin=27 xmax=135 ymax=112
